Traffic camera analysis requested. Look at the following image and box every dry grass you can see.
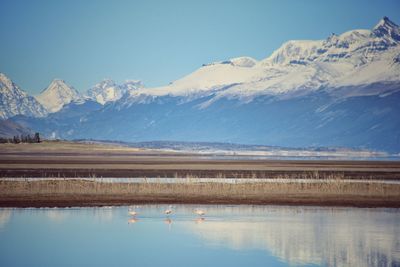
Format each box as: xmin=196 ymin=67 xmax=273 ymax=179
xmin=1 ymin=178 xmax=399 ymax=199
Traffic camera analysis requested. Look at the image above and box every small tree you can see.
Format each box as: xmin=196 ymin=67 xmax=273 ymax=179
xmin=13 ymin=135 xmax=20 ymax=144
xmin=34 ymin=133 xmax=41 ymax=143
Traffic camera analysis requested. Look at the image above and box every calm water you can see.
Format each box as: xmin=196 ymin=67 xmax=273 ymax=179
xmin=0 ymin=205 xmax=399 ymax=267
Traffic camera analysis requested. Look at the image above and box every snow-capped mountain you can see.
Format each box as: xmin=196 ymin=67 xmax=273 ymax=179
xmin=8 ymin=17 xmax=400 ymax=153
xmin=36 ymin=79 xmax=81 ymax=113
xmin=85 ymin=79 xmax=143 ymax=104
xmin=0 ymin=73 xmax=47 ymax=119
xmin=263 ymin=16 xmax=399 ymax=66
xmin=121 ymin=16 xmax=399 ymax=103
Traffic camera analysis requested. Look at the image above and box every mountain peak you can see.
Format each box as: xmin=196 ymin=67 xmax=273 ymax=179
xmin=47 ymin=79 xmax=70 ymax=89
xmin=36 ymin=79 xmax=80 ymax=113
xmin=0 ymin=72 xmax=14 ymax=89
xmin=0 ymin=72 xmax=9 ymax=80
xmin=85 ymin=78 xmax=143 ymax=105
xmin=0 ymin=72 xmax=27 ymax=98
xmin=372 ymin=16 xmax=400 ymax=41
xmin=0 ymin=73 xmax=47 ymax=119
xmin=374 ymin=16 xmax=398 ymax=29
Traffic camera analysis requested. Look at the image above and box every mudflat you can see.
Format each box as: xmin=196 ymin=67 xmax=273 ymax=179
xmin=1 ymin=142 xmax=400 ymax=179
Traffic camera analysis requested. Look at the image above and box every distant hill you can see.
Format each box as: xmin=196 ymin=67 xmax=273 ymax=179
xmin=0 ymin=119 xmax=32 ymax=137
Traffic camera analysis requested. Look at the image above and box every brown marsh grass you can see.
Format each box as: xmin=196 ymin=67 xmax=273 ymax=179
xmin=1 ymin=178 xmax=399 ymax=201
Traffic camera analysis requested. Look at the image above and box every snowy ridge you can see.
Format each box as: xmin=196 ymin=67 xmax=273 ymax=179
xmin=85 ymin=79 xmax=143 ymax=104
xmin=36 ymin=79 xmax=81 ymax=113
xmin=0 ymin=73 xmax=47 ymax=119
xmin=124 ymin=17 xmax=400 ymax=103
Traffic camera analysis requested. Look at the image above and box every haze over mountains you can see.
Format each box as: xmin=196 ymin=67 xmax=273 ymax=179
xmin=1 ymin=17 xmax=400 ymax=152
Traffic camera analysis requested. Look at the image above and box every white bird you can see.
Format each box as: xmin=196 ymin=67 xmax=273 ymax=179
xmin=194 ymin=209 xmax=205 ymax=216
xmin=128 ymin=210 xmax=137 ymax=216
xmin=164 ymin=206 xmax=173 ymax=215
xmin=128 ymin=207 xmax=138 ymax=217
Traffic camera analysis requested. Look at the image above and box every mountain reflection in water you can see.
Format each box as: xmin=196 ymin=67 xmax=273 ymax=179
xmin=182 ymin=206 xmax=400 ymax=267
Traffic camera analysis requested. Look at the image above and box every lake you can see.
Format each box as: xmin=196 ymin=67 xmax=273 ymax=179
xmin=0 ymin=205 xmax=399 ymax=267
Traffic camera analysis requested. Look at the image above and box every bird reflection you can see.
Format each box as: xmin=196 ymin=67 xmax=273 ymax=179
xmin=194 ymin=217 xmax=205 ymax=224
xmin=128 ymin=218 xmax=139 ymax=224
xmin=164 ymin=218 xmax=173 ymax=231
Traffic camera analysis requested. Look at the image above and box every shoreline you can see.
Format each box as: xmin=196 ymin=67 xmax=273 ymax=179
xmin=1 ymin=196 xmax=399 ymax=208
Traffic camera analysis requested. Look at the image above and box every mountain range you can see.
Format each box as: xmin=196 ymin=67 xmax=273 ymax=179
xmin=1 ymin=17 xmax=400 ymax=152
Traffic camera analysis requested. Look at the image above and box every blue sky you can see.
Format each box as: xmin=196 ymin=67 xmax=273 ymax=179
xmin=1 ymin=0 xmax=399 ymax=94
